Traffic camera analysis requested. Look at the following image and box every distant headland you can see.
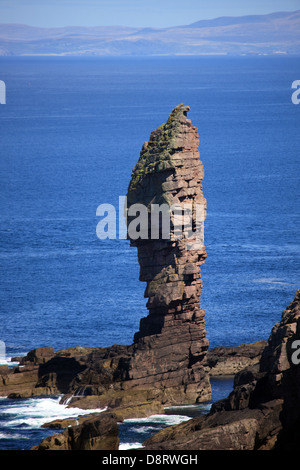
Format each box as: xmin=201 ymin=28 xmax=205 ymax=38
xmin=0 ymin=10 xmax=299 ymax=56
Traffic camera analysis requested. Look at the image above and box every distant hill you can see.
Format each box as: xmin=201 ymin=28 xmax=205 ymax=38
xmin=185 ymin=10 xmax=299 ymax=28
xmin=0 ymin=10 xmax=299 ymax=56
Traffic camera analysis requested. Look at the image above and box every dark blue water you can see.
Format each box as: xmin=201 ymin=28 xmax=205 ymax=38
xmin=0 ymin=56 xmax=299 ymax=449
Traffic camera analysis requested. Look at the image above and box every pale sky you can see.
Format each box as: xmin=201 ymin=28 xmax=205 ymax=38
xmin=0 ymin=0 xmax=299 ymax=28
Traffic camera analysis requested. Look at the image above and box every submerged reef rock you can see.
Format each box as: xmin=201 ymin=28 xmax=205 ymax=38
xmin=144 ymin=289 xmax=300 ymax=450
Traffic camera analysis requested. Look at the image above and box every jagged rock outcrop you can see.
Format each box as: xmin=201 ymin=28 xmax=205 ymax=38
xmin=125 ymin=103 xmax=211 ymax=403
xmin=207 ymin=340 xmax=267 ymax=376
xmin=0 ymin=347 xmax=89 ymax=398
xmin=143 ymin=401 xmax=283 ymax=450
xmin=144 ymin=289 xmax=300 ymax=450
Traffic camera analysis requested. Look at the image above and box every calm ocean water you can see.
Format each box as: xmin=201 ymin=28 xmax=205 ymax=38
xmin=0 ymin=56 xmax=299 ymax=449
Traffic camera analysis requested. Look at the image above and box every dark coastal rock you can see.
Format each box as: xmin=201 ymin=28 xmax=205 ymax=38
xmin=0 ymin=364 xmax=41 ymax=398
xmin=0 ymin=347 xmax=96 ymax=398
xmin=64 ymin=387 xmax=165 ymax=421
xmin=144 ymin=289 xmax=300 ymax=450
xmin=144 ymin=400 xmax=283 ymax=450
xmin=0 ymin=349 xmax=90 ymax=398
xmin=31 ymin=412 xmax=119 ymax=450
xmin=20 ymin=347 xmax=55 ymax=365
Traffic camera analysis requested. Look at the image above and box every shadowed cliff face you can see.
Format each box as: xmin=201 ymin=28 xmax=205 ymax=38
xmin=126 ymin=104 xmax=211 ymax=403
xmin=144 ymin=290 xmax=300 ymax=450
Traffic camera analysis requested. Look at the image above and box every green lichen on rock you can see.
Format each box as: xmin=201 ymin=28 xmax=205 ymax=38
xmin=128 ymin=103 xmax=190 ymax=193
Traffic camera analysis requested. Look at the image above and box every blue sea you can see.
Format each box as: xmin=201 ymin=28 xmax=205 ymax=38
xmin=0 ymin=55 xmax=299 ymax=450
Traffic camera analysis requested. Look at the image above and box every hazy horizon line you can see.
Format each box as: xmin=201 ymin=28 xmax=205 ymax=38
xmin=1 ymin=8 xmax=299 ymax=30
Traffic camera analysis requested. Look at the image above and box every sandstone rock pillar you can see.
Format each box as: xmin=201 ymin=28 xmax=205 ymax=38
xmin=126 ymin=104 xmax=211 ymax=404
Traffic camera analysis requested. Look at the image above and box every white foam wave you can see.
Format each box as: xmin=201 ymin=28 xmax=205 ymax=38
xmin=0 ymin=359 xmax=20 ymax=367
xmin=165 ymin=403 xmax=211 ymax=412
xmin=119 ymin=442 xmax=144 ymax=450
xmin=252 ymin=278 xmax=296 ymax=286
xmin=123 ymin=414 xmax=191 ymax=426
xmin=0 ymin=395 xmax=106 ymax=428
xmin=0 ymin=432 xmax=29 ymax=440
xmin=119 ymin=414 xmax=191 ymax=451
xmin=130 ymin=425 xmax=159 ymax=434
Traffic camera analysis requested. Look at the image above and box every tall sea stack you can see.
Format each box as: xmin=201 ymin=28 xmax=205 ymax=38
xmin=126 ymin=103 xmax=211 ymax=403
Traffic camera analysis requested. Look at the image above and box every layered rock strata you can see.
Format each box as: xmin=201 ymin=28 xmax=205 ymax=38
xmin=144 ymin=289 xmax=300 ymax=450
xmin=207 ymin=340 xmax=267 ymax=376
xmin=125 ymin=103 xmax=210 ymax=403
xmin=31 ymin=412 xmax=119 ymax=451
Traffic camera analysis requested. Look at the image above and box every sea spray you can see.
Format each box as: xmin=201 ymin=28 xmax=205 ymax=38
xmin=0 ymin=395 xmax=106 ymax=449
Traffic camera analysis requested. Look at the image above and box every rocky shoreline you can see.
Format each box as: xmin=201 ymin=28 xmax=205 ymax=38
xmin=0 ymin=339 xmax=266 ymax=450
xmin=1 ymin=291 xmax=298 ymax=451
xmin=144 ymin=289 xmax=300 ymax=450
